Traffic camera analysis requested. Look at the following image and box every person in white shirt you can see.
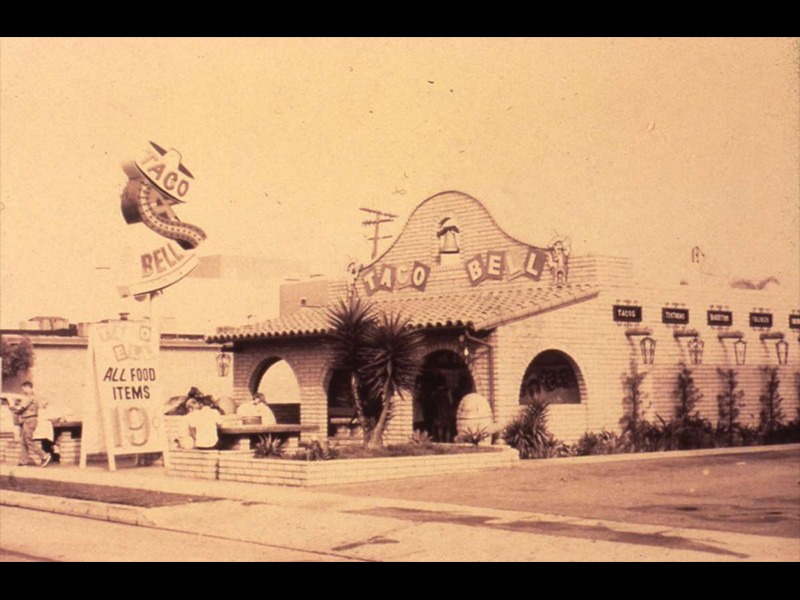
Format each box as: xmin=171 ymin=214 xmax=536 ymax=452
xmin=187 ymin=399 xmax=223 ymax=449
xmin=236 ymin=393 xmax=277 ymax=426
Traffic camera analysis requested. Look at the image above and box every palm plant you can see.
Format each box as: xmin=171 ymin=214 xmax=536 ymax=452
xmin=324 ymin=296 xmax=376 ymax=443
xmin=360 ymin=311 xmax=425 ymax=448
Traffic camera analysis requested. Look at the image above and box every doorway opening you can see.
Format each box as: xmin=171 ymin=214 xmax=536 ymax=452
xmin=414 ymin=350 xmax=475 ymax=442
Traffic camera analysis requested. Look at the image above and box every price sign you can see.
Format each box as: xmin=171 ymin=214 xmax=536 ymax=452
xmin=82 ymin=320 xmax=165 ymax=470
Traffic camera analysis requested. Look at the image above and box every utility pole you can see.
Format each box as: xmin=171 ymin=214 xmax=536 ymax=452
xmin=360 ymin=208 xmax=398 ymax=260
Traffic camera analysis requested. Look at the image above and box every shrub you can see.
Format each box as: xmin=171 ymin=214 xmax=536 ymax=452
xmin=765 ymin=414 xmax=800 ymax=445
xmin=502 ymin=399 xmax=563 ymax=459
xmin=572 ymin=430 xmax=624 ymax=456
xmin=254 ymin=434 xmax=283 ymax=458
xmin=302 ymin=438 xmax=339 ymax=461
xmin=654 ymin=414 xmax=715 ymax=451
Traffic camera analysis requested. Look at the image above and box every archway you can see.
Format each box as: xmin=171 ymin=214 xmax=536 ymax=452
xmin=414 ymin=350 xmax=475 ymax=442
xmin=326 ymin=368 xmax=359 ymax=437
xmin=251 ymin=357 xmax=301 ymax=405
xmin=519 ymin=349 xmax=584 ymax=405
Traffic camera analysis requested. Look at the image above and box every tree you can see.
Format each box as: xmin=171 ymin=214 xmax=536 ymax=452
xmin=324 ymin=297 xmax=424 ymax=448
xmin=1 ymin=336 xmax=35 ymax=378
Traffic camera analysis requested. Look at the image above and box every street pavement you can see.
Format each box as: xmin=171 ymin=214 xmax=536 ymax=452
xmin=1 ymin=445 xmax=798 ymax=562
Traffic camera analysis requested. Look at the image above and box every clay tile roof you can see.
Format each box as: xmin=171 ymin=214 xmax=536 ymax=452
xmin=206 ymin=283 xmax=599 ymax=343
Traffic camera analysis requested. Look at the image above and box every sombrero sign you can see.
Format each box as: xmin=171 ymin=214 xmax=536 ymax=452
xmin=118 ymin=142 xmax=207 ymax=298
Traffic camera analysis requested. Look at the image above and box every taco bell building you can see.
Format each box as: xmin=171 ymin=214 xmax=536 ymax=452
xmin=207 ymin=191 xmax=800 ymax=444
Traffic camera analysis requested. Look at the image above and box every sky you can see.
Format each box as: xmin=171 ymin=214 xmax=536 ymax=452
xmin=1 ymin=38 xmax=798 ymax=329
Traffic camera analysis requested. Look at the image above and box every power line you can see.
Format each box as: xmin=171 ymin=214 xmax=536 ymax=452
xmin=359 ymin=208 xmax=398 ymax=260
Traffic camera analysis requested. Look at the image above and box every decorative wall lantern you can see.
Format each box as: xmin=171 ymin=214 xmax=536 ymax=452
xmin=687 ymin=337 xmax=705 ymax=365
xmin=640 ymin=336 xmax=656 ymax=365
xmin=776 ymin=339 xmax=789 ymax=365
xmin=626 ymin=328 xmax=655 ymax=365
xmin=674 ymin=329 xmax=703 ymax=365
xmin=718 ymin=332 xmax=746 ymax=366
xmin=216 ymin=348 xmax=232 ymax=377
xmin=733 ymin=338 xmax=747 ymax=366
xmin=759 ymin=332 xmax=788 ymax=366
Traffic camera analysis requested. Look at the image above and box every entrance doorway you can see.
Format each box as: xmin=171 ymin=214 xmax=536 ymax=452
xmin=414 ymin=350 xmax=475 ymax=442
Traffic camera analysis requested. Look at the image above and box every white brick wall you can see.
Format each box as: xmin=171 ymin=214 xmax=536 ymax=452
xmin=495 ymin=286 xmax=799 ymax=442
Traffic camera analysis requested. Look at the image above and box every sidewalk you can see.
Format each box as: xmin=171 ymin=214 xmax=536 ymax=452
xmin=2 ymin=446 xmax=799 ymax=561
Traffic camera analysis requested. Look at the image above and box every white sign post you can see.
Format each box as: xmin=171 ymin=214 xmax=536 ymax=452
xmin=80 ymin=319 xmax=165 ymax=471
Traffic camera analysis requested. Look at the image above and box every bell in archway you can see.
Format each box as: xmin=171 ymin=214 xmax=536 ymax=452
xmin=437 ymin=217 xmax=461 ymax=254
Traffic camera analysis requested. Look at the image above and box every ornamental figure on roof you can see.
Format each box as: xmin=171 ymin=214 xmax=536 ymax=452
xmin=547 ymin=237 xmax=570 ymax=286
xmin=345 ymin=260 xmax=363 ymax=300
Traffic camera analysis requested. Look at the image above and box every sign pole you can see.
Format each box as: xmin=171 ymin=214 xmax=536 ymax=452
xmin=148 ymin=290 xmax=173 ymax=471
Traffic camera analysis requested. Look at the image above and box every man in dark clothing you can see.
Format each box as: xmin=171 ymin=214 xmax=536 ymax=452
xmin=10 ymin=381 xmax=51 ymax=467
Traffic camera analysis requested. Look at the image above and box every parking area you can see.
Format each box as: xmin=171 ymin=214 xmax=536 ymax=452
xmin=326 ymin=446 xmax=800 ymax=539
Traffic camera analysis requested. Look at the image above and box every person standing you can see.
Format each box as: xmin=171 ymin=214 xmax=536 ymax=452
xmin=10 ymin=381 xmax=51 ymax=467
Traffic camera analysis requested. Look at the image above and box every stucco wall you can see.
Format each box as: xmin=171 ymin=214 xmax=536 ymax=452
xmin=1 ymin=337 xmax=233 ymax=419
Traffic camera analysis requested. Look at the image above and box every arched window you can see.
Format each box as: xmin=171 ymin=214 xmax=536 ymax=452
xmin=519 ymin=350 xmax=584 ymax=405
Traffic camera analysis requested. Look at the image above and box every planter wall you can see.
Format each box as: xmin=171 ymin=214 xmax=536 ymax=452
xmin=166 ymin=446 xmax=519 ymax=487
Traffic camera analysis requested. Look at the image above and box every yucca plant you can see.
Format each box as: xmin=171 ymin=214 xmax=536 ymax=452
xmin=409 ymin=430 xmax=434 ymax=446
xmin=455 ymin=426 xmax=490 ymax=446
xmin=503 ymin=399 xmax=559 ymax=459
xmin=303 ymin=438 xmax=339 ymax=461
xmin=254 ymin=434 xmax=284 ymax=458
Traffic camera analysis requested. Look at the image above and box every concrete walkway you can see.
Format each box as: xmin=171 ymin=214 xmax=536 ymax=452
xmin=1 ymin=447 xmax=798 ymax=562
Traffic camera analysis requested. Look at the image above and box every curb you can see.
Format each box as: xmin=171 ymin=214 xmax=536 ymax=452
xmin=518 ymin=442 xmax=800 ymax=467
xmin=0 ymin=489 xmax=156 ymax=527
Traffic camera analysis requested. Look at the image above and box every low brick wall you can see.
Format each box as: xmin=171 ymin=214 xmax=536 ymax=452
xmin=166 ymin=446 xmax=519 ymax=487
xmin=0 ymin=430 xmax=81 ymax=465
xmin=54 ymin=430 xmax=81 ymax=465
xmin=0 ymin=432 xmax=19 ymax=463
